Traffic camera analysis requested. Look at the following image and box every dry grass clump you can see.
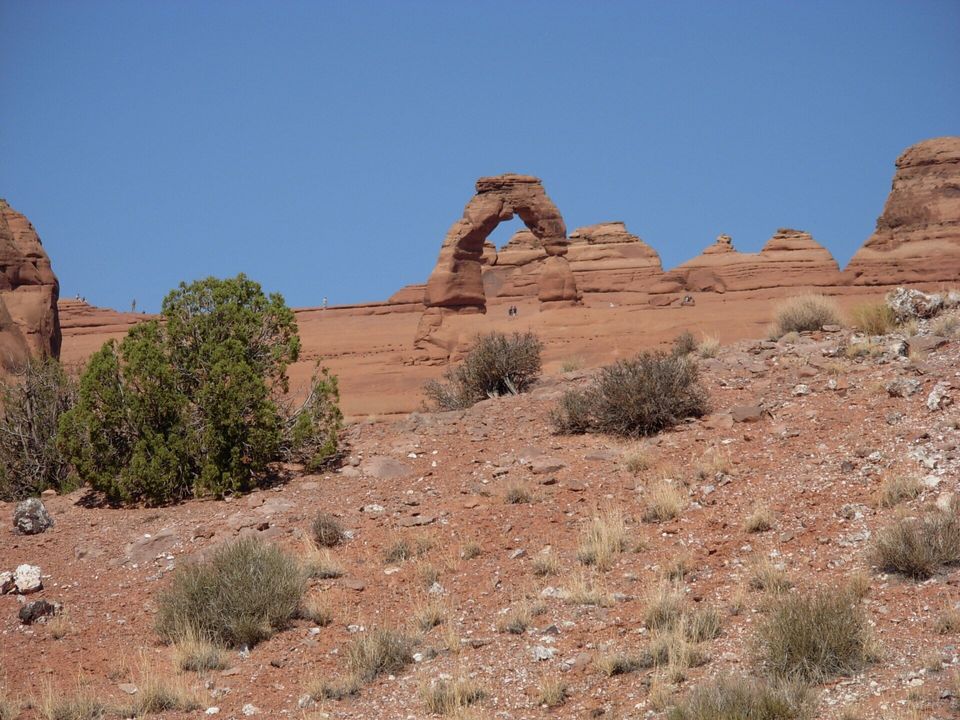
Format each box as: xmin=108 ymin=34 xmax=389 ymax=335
xmin=698 ymin=334 xmax=720 ymax=359
xmin=594 ymin=651 xmax=648 ymax=677
xmin=531 ymin=551 xmax=560 ymax=577
xmin=757 ymin=587 xmax=872 ymax=681
xmin=420 ymin=678 xmax=485 ymax=715
xmin=156 ymin=536 xmax=305 ymax=649
xmin=849 ymin=301 xmax=897 ymax=336
xmin=174 ymin=628 xmax=229 ymax=672
xmin=552 ymin=351 xmax=708 ymax=437
xmin=771 ymin=295 xmax=839 ymax=338
xmin=749 ymin=559 xmax=793 ymax=593
xmin=311 ymin=512 xmax=344 ymax=547
xmin=642 ymin=480 xmax=687 ymax=523
xmin=695 ymin=450 xmax=731 ymax=480
xmin=623 ymin=446 xmax=651 ymax=474
xmin=459 ymin=541 xmax=481 ymax=560
xmin=563 ymin=572 xmax=613 ymax=607
xmin=48 ymin=611 xmax=72 ymax=640
xmin=0 ymin=688 xmax=18 ymax=720
xmin=304 ymin=675 xmax=360 ymax=701
xmin=930 ymin=313 xmax=960 ymax=338
xmin=300 ymin=593 xmax=333 ymax=627
xmin=744 ymin=505 xmax=774 ymax=533
xmin=875 ymin=474 xmax=922 ymax=508
xmin=425 ymin=331 xmax=543 ymax=409
xmin=536 ymin=678 xmax=568 ymax=707
xmin=497 ymin=601 xmax=545 ymax=635
xmin=672 ymin=331 xmax=698 ymax=356
xmin=644 ymin=582 xmax=686 ymax=631
xmin=872 ymin=509 xmax=960 ymax=578
xmin=504 ymin=483 xmax=532 ymax=504
xmin=414 ymin=599 xmax=447 ymax=632
xmin=345 ymin=626 xmax=415 ymax=682
xmin=934 ymin=608 xmax=960 ymax=635
xmin=383 ymin=534 xmax=433 ymax=564
xmin=668 ymin=676 xmax=814 ymax=720
xmin=37 ymin=684 xmax=107 ymax=720
xmin=302 ymin=540 xmax=344 ymax=579
xmin=577 ymin=509 xmax=629 ymax=570
xmin=126 ymin=668 xmax=201 ymax=715
xmin=648 ymin=621 xmax=712 ymax=682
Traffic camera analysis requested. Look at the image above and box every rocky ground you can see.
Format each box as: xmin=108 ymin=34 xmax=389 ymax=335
xmin=3 ymin=309 xmax=960 ymax=720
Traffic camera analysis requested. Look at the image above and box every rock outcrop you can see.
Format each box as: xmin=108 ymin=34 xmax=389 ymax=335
xmin=423 ymin=174 xmax=579 ymax=311
xmin=0 ymin=199 xmax=60 ymax=370
xmin=846 ymin=137 xmax=960 ymax=285
xmin=651 ymin=229 xmax=841 ymax=296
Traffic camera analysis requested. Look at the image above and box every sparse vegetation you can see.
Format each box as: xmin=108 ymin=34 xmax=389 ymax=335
xmin=497 ymin=601 xmax=545 ymax=635
xmin=532 ymin=551 xmax=560 ymax=577
xmin=0 ymin=687 xmax=18 ymax=720
xmin=420 ymin=678 xmax=485 ymax=715
xmin=312 ymin=512 xmax=345 ymax=547
xmin=672 ymin=331 xmax=698 ymax=357
xmin=595 ymin=651 xmax=647 ymax=676
xmin=414 ymin=599 xmax=446 ymax=632
xmin=504 ymin=483 xmax=532 ymax=504
xmin=872 ymin=509 xmax=960 ymax=578
xmin=623 ymin=446 xmax=651 ymax=473
xmin=771 ymin=295 xmax=839 ymax=338
xmin=174 ymin=629 xmax=229 ymax=672
xmin=642 ymin=480 xmax=687 ymax=523
xmin=58 ymin=274 xmax=341 ymax=504
xmin=345 ymin=627 xmax=415 ymax=682
xmin=38 ymin=683 xmax=107 ymax=720
xmin=757 ymin=587 xmax=871 ymax=681
xmin=305 ymin=675 xmax=360 ymax=702
xmin=459 ymin=541 xmax=482 ymax=560
xmin=424 ymin=331 xmax=543 ymax=409
xmin=302 ymin=541 xmax=344 ymax=579
xmin=668 ymin=676 xmax=814 ymax=720
xmin=552 ymin=350 xmax=708 ymax=437
xmin=384 ymin=534 xmax=432 ymax=564
xmin=300 ymin=593 xmax=333 ymax=626
xmin=577 ymin=508 xmax=628 ymax=570
xmin=537 ymin=678 xmax=568 ymax=707
xmin=749 ymin=559 xmax=793 ymax=593
xmin=0 ymin=358 xmax=76 ymax=500
xmin=744 ymin=505 xmax=774 ymax=533
xmin=564 ymin=572 xmax=612 ymax=607
xmin=875 ymin=474 xmax=922 ymax=508
xmin=931 ymin=313 xmax=960 ymax=338
xmin=126 ymin=667 xmax=201 ymax=715
xmin=156 ymin=536 xmax=306 ymax=648
xmin=850 ymin=301 xmax=897 ymax=336
xmin=698 ymin=334 xmax=720 ymax=359
xmin=934 ymin=608 xmax=960 ymax=635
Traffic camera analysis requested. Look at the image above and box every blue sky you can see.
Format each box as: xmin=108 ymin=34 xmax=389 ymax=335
xmin=1 ymin=1 xmax=957 ymax=311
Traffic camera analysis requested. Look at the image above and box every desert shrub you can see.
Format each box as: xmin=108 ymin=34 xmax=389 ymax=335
xmin=757 ymin=587 xmax=871 ymax=681
xmin=594 ymin=651 xmax=647 ymax=676
xmin=672 ymin=331 xmax=698 ymax=356
xmin=57 ymin=275 xmax=341 ymax=505
xmin=174 ymin=629 xmax=228 ymax=672
xmin=312 ymin=512 xmax=344 ymax=547
xmin=698 ymin=334 xmax=720 ymax=359
xmin=424 ymin=331 xmax=543 ymax=410
xmin=156 ymin=536 xmax=305 ymax=648
xmin=420 ymin=678 xmax=485 ymax=715
xmin=772 ymin=295 xmax=839 ymax=338
xmin=284 ymin=366 xmax=343 ymax=471
xmin=577 ymin=509 xmax=628 ymax=570
xmin=0 ymin=358 xmax=76 ymax=500
xmin=536 ymin=678 xmax=568 ymax=707
xmin=552 ymin=351 xmax=708 ymax=437
xmin=38 ymin=685 xmax=106 ymax=720
xmin=849 ymin=301 xmax=896 ymax=336
xmin=643 ymin=480 xmax=687 ymax=522
xmin=668 ymin=676 xmax=814 ymax=720
xmin=875 ymin=474 xmax=922 ymax=508
xmin=127 ymin=666 xmax=201 ymax=715
xmin=872 ymin=509 xmax=960 ymax=578
xmin=744 ymin=505 xmax=774 ymax=533
xmin=345 ymin=627 xmax=415 ymax=682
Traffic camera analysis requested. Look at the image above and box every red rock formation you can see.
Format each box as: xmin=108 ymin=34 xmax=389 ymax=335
xmin=845 ymin=137 xmax=960 ymax=285
xmin=651 ymin=229 xmax=840 ymax=296
xmin=0 ymin=199 xmax=60 ymax=369
xmin=423 ymin=174 xmax=579 ymax=311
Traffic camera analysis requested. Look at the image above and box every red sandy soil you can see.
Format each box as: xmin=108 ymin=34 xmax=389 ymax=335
xmin=4 ymin=308 xmax=960 ymax=720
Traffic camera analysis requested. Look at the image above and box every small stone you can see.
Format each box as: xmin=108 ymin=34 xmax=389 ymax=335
xmin=341 ymin=578 xmax=365 ymax=592
xmin=428 ymin=581 xmax=444 ymax=595
xmin=532 ymin=645 xmax=556 ymax=661
xmin=927 ymin=381 xmax=952 ymax=411
xmin=13 ymin=498 xmax=54 ymax=535
xmin=731 ymin=405 xmax=765 ymax=423
xmin=509 ymin=548 xmax=526 ymax=560
xmin=530 ymin=457 xmax=566 ymax=475
xmin=298 ymin=695 xmax=315 ymax=709
xmin=118 ymin=683 xmax=138 ymax=695
xmin=361 ymin=504 xmax=385 ymax=513
xmin=205 ymin=708 xmax=220 ymax=715
xmin=13 ymin=564 xmax=42 ymax=594
xmin=242 ymin=703 xmax=258 ymax=716
xmin=792 ymin=384 xmax=811 ymax=396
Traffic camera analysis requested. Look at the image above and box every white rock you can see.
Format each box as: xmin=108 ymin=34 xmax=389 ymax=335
xmin=792 ymin=384 xmax=811 ymax=396
xmin=13 ymin=564 xmax=42 ymax=594
xmin=927 ymin=381 xmax=952 ymax=411
xmin=242 ymin=703 xmax=258 ymax=716
xmin=205 ymin=708 xmax=220 ymax=716
xmin=532 ymin=645 xmax=556 ymax=661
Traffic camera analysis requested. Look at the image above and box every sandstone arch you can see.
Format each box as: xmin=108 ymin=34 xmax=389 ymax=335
xmin=423 ymin=174 xmax=580 ymax=311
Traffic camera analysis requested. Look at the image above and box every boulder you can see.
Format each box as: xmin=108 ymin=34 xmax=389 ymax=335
xmin=18 ymin=599 xmax=59 ymax=624
xmin=13 ymin=497 xmax=54 ymax=535
xmin=360 ymin=455 xmax=413 ymax=480
xmin=886 ymin=286 xmax=944 ymax=320
xmin=13 ymin=563 xmax=42 ymax=593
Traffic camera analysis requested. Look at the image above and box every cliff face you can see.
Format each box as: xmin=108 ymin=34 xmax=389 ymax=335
xmin=845 ymin=137 xmax=960 ymax=285
xmin=0 ymin=199 xmax=60 ymax=369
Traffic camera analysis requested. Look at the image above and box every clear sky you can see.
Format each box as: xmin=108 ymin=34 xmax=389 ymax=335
xmin=1 ymin=1 xmax=957 ymax=311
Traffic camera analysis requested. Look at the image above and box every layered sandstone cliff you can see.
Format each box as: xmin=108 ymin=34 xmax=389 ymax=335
xmin=845 ymin=137 xmax=960 ymax=285
xmin=0 ymin=199 xmax=60 ymax=369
